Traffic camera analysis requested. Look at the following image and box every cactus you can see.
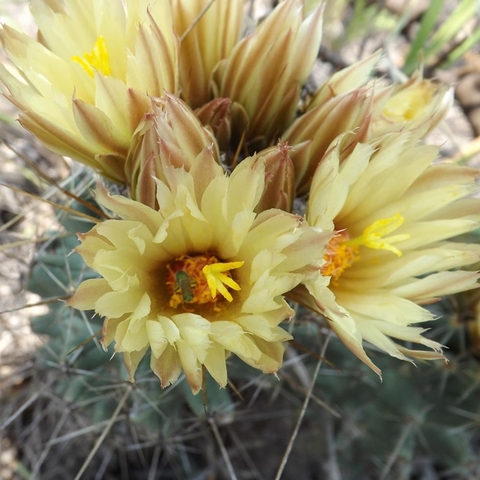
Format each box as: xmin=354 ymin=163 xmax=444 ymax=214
xmin=2 ymin=1 xmax=480 ymax=479
xmin=10 ymin=212 xmax=480 ymax=479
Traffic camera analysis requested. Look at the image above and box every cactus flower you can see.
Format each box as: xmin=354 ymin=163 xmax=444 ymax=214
xmin=284 ymin=69 xmax=453 ymax=196
xmin=294 ymin=132 xmax=480 ymax=376
xmin=0 ymin=0 xmax=178 ymax=183
xmin=68 ymin=155 xmax=329 ymax=393
xmin=373 ymin=73 xmax=454 ymax=137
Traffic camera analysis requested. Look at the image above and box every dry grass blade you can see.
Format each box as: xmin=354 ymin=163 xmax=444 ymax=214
xmin=0 ymin=183 xmax=102 ymax=225
xmin=379 ymin=422 xmax=414 ymax=480
xmin=0 ymin=232 xmax=70 ymax=253
xmin=1 ymin=295 xmax=70 ymax=313
xmin=209 ymin=415 xmax=238 ymax=480
xmin=73 ymin=385 xmax=132 ymax=480
xmin=274 ymin=331 xmax=331 ymax=480
xmin=0 ymin=137 xmax=107 ymax=219
xmin=179 ymin=0 xmax=217 ymax=42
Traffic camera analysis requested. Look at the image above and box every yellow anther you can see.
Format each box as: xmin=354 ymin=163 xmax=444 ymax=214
xmin=345 ymin=214 xmax=410 ymax=257
xmin=203 ymin=261 xmax=244 ymax=302
xmin=71 ymin=36 xmax=112 ymax=78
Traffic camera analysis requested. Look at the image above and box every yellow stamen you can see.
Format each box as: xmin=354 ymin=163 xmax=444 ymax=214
xmin=165 ymin=255 xmax=244 ymax=310
xmin=71 ymin=36 xmax=112 ymax=78
xmin=203 ymin=262 xmax=244 ymax=302
xmin=345 ymin=214 xmax=410 ymax=257
xmin=321 ymin=214 xmax=410 ymax=283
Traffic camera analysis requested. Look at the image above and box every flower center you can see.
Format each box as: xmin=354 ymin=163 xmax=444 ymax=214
xmin=165 ymin=254 xmax=244 ymax=310
xmin=71 ymin=36 xmax=112 ymax=78
xmin=321 ymin=214 xmax=410 ymax=282
xmin=321 ymin=230 xmax=359 ymax=281
xmin=383 ymin=81 xmax=435 ymax=122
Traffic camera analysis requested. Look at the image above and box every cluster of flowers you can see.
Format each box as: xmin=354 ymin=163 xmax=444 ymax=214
xmin=2 ymin=0 xmax=480 ymax=394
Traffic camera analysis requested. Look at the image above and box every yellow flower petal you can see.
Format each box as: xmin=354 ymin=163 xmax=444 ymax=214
xmin=69 ymin=156 xmax=328 ymax=393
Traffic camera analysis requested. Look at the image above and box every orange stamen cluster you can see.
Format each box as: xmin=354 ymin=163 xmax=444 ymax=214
xmin=321 ymin=215 xmax=409 ymax=283
xmin=321 ymin=230 xmax=359 ymax=282
xmin=165 ymin=254 xmax=240 ymax=309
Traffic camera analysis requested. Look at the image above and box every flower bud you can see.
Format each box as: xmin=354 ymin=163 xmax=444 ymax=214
xmin=254 ymin=142 xmax=296 ymax=213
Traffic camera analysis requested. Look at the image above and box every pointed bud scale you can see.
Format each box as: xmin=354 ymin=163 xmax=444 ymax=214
xmin=308 ymin=51 xmax=382 ymax=110
xmin=195 ymin=98 xmax=233 ymax=152
xmin=124 ymin=109 xmax=160 ymax=208
xmin=126 ymin=93 xmax=221 ymax=207
xmin=157 ymin=93 xmax=220 ymax=164
xmin=284 ymin=87 xmax=373 ymax=195
xmin=254 ymin=143 xmax=296 ymax=213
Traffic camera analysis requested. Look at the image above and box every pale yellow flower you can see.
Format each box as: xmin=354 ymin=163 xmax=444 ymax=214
xmin=283 ymin=58 xmax=454 ymax=196
xmin=295 ymin=132 xmax=480 ymax=375
xmin=372 ymin=73 xmax=453 ymax=138
xmin=0 ymin=0 xmax=178 ymax=183
xmin=68 ymin=154 xmax=329 ymax=393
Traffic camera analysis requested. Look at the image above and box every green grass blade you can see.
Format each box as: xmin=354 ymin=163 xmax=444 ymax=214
xmin=441 ymin=24 xmax=480 ymax=67
xmin=404 ymin=0 xmax=445 ymax=75
xmin=426 ymin=0 xmax=478 ymax=61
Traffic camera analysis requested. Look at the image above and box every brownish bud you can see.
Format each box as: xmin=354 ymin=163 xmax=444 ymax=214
xmin=254 ymin=142 xmax=295 ymax=213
